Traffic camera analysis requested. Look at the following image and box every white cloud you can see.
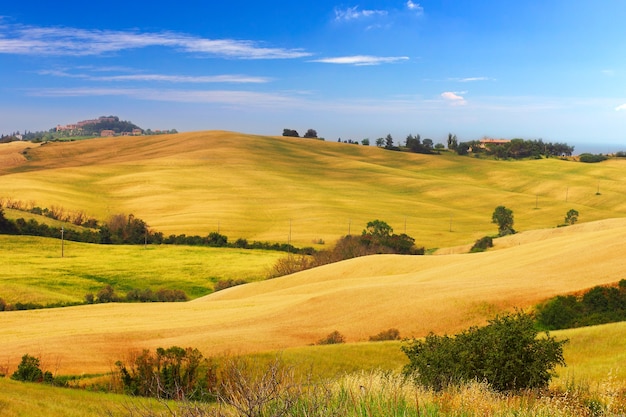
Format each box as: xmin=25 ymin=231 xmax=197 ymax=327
xmin=38 ymin=68 xmax=271 ymax=84
xmin=27 ymin=87 xmax=299 ymax=107
xmin=312 ymin=55 xmax=409 ymax=66
xmin=441 ymin=91 xmax=467 ymax=105
xmin=334 ymin=6 xmax=388 ymax=21
xmin=406 ymin=1 xmax=424 ymax=14
xmin=452 ymin=76 xmax=492 ymax=82
xmin=0 ymin=24 xmax=310 ymax=59
xmin=615 ymin=104 xmax=626 ymax=111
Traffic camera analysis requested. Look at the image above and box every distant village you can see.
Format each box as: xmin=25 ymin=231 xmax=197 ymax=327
xmin=1 ymin=116 xmax=177 ymax=143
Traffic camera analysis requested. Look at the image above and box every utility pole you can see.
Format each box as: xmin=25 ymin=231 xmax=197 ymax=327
xmin=61 ymin=226 xmax=64 ymax=258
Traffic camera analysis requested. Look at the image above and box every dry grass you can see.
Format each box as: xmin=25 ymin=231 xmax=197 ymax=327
xmin=2 ymin=218 xmax=625 ymax=376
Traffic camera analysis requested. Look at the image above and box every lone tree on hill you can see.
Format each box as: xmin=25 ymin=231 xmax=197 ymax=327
xmin=492 ymin=205 xmax=515 ymax=236
xmin=565 ymin=209 xmax=579 ymax=225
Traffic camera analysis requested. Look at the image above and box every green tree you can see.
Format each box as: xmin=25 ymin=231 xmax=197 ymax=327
xmin=447 ymin=133 xmax=458 ymax=150
xmin=492 ymin=206 xmax=515 ymax=236
xmin=282 ymin=129 xmax=299 ymax=137
xmin=375 ymin=137 xmax=385 ymax=147
xmin=361 ymin=138 xmax=370 ymax=146
xmin=363 ymin=219 xmax=393 ymax=239
xmin=402 ymin=311 xmax=567 ymax=391
xmin=0 ymin=208 xmax=18 ymax=234
xmin=11 ymin=354 xmax=51 ymax=383
xmin=303 ymin=128 xmax=318 ymax=138
xmin=385 ymin=134 xmax=394 ymax=149
xmin=565 ymin=209 xmax=579 ymax=225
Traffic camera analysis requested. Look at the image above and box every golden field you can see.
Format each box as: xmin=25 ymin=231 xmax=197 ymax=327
xmin=1 ymin=217 xmax=625 ymax=376
xmin=2 ymin=131 xmax=626 ymax=248
xmin=2 ymin=131 xmax=626 ymax=415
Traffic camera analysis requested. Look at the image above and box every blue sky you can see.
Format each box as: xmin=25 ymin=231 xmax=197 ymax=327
xmin=1 ymin=1 xmax=626 ymax=152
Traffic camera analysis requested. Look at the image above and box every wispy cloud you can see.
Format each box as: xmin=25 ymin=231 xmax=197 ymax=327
xmin=405 ymin=1 xmax=424 ymax=14
xmin=312 ymin=55 xmax=409 ymax=66
xmin=37 ymin=68 xmax=271 ymax=84
xmin=441 ymin=91 xmax=467 ymax=105
xmin=27 ymin=87 xmax=299 ymax=107
xmin=334 ymin=6 xmax=388 ymax=21
xmin=451 ymin=76 xmax=493 ymax=82
xmin=615 ymin=103 xmax=626 ymax=111
xmin=0 ymin=24 xmax=310 ymax=59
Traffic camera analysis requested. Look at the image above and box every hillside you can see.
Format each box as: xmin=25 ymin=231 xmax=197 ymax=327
xmin=1 ymin=131 xmax=626 ymax=249
xmin=2 ymin=218 xmax=625 ymax=375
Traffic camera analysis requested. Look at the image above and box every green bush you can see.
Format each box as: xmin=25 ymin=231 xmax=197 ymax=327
xmin=402 ymin=311 xmax=567 ymax=391
xmin=535 ymin=281 xmax=626 ymax=330
xmin=470 ymin=236 xmax=493 ymax=253
xmin=11 ymin=354 xmax=54 ymax=383
xmin=579 ymin=153 xmax=607 ymax=163
xmin=317 ymin=330 xmax=346 ymax=345
xmin=116 ymin=346 xmax=217 ymax=400
xmin=369 ymin=328 xmax=401 ymax=341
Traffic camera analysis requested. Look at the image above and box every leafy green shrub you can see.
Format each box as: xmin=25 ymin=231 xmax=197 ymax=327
xmin=317 ymin=330 xmax=346 ymax=345
xmin=579 ymin=153 xmax=607 ymax=163
xmin=116 ymin=346 xmax=217 ymax=400
xmin=11 ymin=354 xmax=54 ymax=383
xmin=369 ymin=328 xmax=401 ymax=341
xmin=536 ymin=281 xmax=626 ymax=330
xmin=402 ymin=311 xmax=567 ymax=391
xmin=470 ymin=236 xmax=493 ymax=253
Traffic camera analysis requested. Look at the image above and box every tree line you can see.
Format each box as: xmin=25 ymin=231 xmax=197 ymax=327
xmin=0 ymin=208 xmax=311 ymax=254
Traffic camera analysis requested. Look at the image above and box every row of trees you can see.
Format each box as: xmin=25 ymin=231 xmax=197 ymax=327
xmin=282 ymin=128 xmax=319 ymax=139
xmin=0 ymin=208 xmax=311 ymax=254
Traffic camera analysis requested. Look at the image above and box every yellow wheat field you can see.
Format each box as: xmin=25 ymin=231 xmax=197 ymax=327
xmin=2 ymin=131 xmax=626 ymax=248
xmin=1 ymin=218 xmax=625 ymax=375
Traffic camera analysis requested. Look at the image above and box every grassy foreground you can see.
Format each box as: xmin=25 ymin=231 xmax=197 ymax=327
xmin=2 ymin=322 xmax=625 ymax=417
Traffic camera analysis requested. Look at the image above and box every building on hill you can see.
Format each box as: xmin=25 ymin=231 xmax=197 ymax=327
xmin=100 ymin=130 xmax=115 ymax=137
xmin=132 ymin=128 xmax=143 ymax=136
xmin=479 ymin=138 xmax=510 ymax=146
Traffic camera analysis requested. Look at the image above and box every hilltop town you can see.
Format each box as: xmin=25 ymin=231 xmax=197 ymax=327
xmin=1 ymin=116 xmax=177 ymax=143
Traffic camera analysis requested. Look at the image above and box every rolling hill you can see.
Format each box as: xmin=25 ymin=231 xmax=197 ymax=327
xmin=2 ymin=130 xmax=626 ymax=387
xmin=2 ymin=217 xmax=625 ymax=376
xmin=2 ymin=131 xmax=626 ymax=249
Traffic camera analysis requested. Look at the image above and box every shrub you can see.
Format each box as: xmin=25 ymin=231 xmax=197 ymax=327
xmin=0 ymin=297 xmax=6 ymax=311
xmin=155 ymin=288 xmax=188 ymax=302
xmin=470 ymin=236 xmax=493 ymax=253
xmin=214 ymin=279 xmax=247 ymax=292
xmin=402 ymin=311 xmax=567 ymax=391
xmin=579 ymin=153 xmax=607 ymax=163
xmin=369 ymin=328 xmax=401 ymax=341
xmin=11 ymin=354 xmax=53 ymax=383
xmin=535 ymin=282 xmax=626 ymax=330
xmin=115 ymin=346 xmax=216 ymax=400
xmin=317 ymin=330 xmax=346 ymax=345
xmin=96 ymin=284 xmax=119 ymax=303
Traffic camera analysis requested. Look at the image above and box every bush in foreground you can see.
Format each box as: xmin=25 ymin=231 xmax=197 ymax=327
xmin=402 ymin=311 xmax=567 ymax=391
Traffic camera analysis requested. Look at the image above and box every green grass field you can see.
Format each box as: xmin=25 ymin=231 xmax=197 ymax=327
xmin=0 ymin=234 xmax=282 ymax=305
